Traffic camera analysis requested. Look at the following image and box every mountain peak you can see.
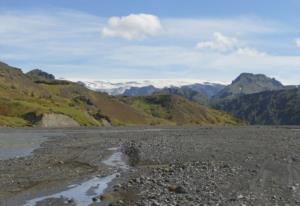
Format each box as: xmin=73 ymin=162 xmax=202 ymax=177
xmin=233 ymin=73 xmax=282 ymax=86
xmin=26 ymin=69 xmax=55 ymax=81
xmin=213 ymin=73 xmax=285 ymax=100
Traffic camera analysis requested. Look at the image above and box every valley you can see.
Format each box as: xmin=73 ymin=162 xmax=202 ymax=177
xmin=1 ymin=1 xmax=300 ymax=206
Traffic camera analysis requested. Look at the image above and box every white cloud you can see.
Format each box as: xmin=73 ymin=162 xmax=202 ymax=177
xmin=102 ymin=13 xmax=162 ymax=40
xmin=296 ymin=38 xmax=300 ymax=48
xmin=196 ymin=32 xmax=239 ymax=52
xmin=0 ymin=9 xmax=299 ymax=84
xmin=196 ymin=33 xmax=266 ymax=57
xmin=236 ymin=47 xmax=266 ymax=57
xmin=107 ymin=45 xmax=300 ymax=84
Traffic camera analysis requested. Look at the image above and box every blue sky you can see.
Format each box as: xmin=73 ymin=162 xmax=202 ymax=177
xmin=0 ymin=0 xmax=300 ymax=84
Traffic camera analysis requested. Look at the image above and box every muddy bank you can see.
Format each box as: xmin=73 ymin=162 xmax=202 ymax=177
xmin=0 ymin=126 xmax=300 ymax=206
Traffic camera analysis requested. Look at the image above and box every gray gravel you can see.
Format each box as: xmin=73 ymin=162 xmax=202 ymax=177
xmin=0 ymin=126 xmax=300 ymax=206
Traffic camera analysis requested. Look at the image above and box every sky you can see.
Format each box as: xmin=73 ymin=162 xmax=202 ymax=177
xmin=0 ymin=0 xmax=300 ymax=84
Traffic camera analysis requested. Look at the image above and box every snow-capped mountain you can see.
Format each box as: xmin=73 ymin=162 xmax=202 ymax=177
xmin=70 ymin=79 xmax=227 ymax=96
xmin=77 ymin=80 xmax=218 ymax=95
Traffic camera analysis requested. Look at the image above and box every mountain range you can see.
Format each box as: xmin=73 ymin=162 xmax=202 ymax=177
xmin=0 ymin=62 xmax=239 ymax=127
xmin=0 ymin=61 xmax=299 ymax=126
xmin=81 ymin=80 xmax=225 ymax=96
xmin=80 ymin=72 xmax=299 ymax=125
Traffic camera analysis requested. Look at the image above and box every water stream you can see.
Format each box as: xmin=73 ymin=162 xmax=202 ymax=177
xmin=23 ymin=147 xmax=128 ymax=206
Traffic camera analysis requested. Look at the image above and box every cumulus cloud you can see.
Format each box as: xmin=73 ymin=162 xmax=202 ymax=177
xmin=102 ymin=13 xmax=162 ymax=40
xmin=296 ymin=38 xmax=300 ymax=48
xmin=196 ymin=32 xmax=239 ymax=52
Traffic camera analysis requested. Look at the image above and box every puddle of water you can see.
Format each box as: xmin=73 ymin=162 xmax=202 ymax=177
xmin=23 ymin=174 xmax=117 ymax=206
xmin=23 ymin=147 xmax=129 ymax=206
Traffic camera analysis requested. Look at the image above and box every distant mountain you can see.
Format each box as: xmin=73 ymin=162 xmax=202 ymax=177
xmin=120 ymin=94 xmax=240 ymax=125
xmin=212 ymin=73 xmax=285 ymax=101
xmin=80 ymin=80 xmax=225 ymax=96
xmin=82 ymin=80 xmax=148 ymax=95
xmin=154 ymin=83 xmax=225 ymax=105
xmin=159 ymin=86 xmax=209 ymax=105
xmin=214 ymin=87 xmax=300 ymax=125
xmin=123 ymin=85 xmax=160 ymax=96
xmin=184 ymin=83 xmax=225 ymax=98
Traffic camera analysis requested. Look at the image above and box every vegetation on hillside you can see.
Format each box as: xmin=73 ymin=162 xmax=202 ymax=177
xmin=120 ymin=94 xmax=241 ymax=125
xmin=159 ymin=87 xmax=209 ymax=105
xmin=0 ymin=62 xmax=240 ymax=127
xmin=214 ymin=88 xmax=300 ymax=125
xmin=0 ymin=62 xmax=151 ymax=126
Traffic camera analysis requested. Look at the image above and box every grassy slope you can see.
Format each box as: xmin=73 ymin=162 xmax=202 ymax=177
xmin=0 ymin=62 xmax=150 ymax=126
xmin=120 ymin=94 xmax=240 ymax=125
xmin=0 ymin=62 xmax=240 ymax=127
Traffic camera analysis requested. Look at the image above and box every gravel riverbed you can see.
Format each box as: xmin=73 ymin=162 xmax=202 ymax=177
xmin=0 ymin=126 xmax=299 ymax=206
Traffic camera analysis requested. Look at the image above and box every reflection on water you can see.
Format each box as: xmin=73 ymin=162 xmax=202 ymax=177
xmin=23 ymin=174 xmax=117 ymax=206
xmin=23 ymin=147 xmax=128 ymax=206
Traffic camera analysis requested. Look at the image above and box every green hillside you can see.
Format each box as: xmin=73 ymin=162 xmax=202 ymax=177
xmin=120 ymin=94 xmax=240 ymax=125
xmin=158 ymin=87 xmax=209 ymax=105
xmin=0 ymin=62 xmax=240 ymax=127
xmin=0 ymin=62 xmax=152 ymax=127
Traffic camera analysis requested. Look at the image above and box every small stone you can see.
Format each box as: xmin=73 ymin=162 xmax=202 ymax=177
xmin=168 ymin=185 xmax=177 ymax=192
xmin=168 ymin=185 xmax=187 ymax=194
xmin=237 ymin=194 xmax=244 ymax=199
xmin=114 ymin=184 xmax=122 ymax=188
xmin=289 ymin=186 xmax=297 ymax=192
xmin=68 ymin=198 xmax=75 ymax=203
xmin=175 ymin=186 xmax=187 ymax=194
xmin=135 ymin=177 xmax=141 ymax=184
xmin=100 ymin=193 xmax=114 ymax=201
